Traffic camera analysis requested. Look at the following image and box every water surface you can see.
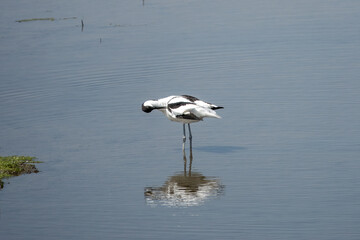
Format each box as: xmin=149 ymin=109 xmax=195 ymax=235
xmin=0 ymin=0 xmax=359 ymax=239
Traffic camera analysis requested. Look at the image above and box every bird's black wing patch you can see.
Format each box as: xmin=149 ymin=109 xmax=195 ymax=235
xmin=176 ymin=112 xmax=201 ymax=121
xmin=181 ymin=95 xmax=199 ymax=102
xmin=211 ymin=106 xmax=224 ymax=110
xmin=168 ymin=102 xmax=195 ymax=112
xmin=168 ymin=102 xmax=189 ymax=109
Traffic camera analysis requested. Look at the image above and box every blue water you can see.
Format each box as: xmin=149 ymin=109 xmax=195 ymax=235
xmin=1 ymin=0 xmax=360 ymax=239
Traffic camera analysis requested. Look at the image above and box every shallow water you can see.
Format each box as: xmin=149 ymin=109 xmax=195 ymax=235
xmin=1 ymin=0 xmax=360 ymax=239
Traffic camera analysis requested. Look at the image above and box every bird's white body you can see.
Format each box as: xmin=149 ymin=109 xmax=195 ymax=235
xmin=142 ymin=95 xmax=222 ymax=124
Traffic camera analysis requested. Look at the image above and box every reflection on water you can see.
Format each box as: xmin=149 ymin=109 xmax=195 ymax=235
xmin=145 ymin=147 xmax=224 ymax=207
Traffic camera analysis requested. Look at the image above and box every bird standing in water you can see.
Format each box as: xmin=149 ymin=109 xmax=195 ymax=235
xmin=142 ymin=95 xmax=223 ymax=150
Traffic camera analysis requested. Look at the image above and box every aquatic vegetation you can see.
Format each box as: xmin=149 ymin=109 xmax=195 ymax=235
xmin=16 ymin=17 xmax=77 ymax=23
xmin=16 ymin=18 xmax=55 ymax=23
xmin=0 ymin=156 xmax=41 ymax=189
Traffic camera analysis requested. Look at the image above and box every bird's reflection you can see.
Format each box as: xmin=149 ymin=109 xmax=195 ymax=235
xmin=144 ymin=146 xmax=224 ymax=207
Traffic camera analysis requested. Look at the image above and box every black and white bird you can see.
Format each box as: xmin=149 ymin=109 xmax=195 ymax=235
xmin=142 ymin=95 xmax=223 ymax=148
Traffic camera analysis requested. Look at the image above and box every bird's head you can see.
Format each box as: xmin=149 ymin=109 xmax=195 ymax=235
xmin=142 ymin=101 xmax=155 ymax=113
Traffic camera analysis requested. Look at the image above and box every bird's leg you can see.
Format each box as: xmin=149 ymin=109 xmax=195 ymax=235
xmin=183 ymin=123 xmax=186 ymax=143
xmin=188 ymin=124 xmax=193 ymax=158
xmin=182 ymin=123 xmax=186 ymax=151
xmin=188 ymin=124 xmax=192 ymax=141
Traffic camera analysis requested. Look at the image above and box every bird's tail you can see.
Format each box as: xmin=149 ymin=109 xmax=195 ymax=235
xmin=194 ymin=108 xmax=222 ymax=119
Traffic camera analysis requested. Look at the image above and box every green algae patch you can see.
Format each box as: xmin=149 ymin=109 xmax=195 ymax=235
xmin=15 ymin=17 xmax=77 ymax=23
xmin=16 ymin=18 xmax=55 ymax=23
xmin=0 ymin=156 xmax=41 ymax=189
